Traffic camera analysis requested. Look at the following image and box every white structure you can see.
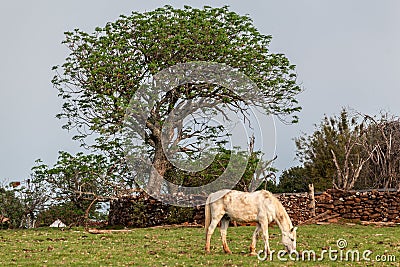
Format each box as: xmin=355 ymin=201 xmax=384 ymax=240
xmin=49 ymin=219 xmax=66 ymax=228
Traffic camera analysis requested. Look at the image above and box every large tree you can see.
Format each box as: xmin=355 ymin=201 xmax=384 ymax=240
xmin=295 ymin=109 xmax=371 ymax=191
xmin=53 ymin=6 xmax=301 ymax=196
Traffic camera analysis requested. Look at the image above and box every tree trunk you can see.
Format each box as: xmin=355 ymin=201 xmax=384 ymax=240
xmin=147 ymin=144 xmax=171 ymax=196
xmin=84 ymin=198 xmax=98 ymax=231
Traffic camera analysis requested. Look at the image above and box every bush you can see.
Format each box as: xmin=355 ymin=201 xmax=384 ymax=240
xmin=36 ymin=202 xmax=85 ymax=227
xmin=0 ymin=188 xmax=24 ymax=228
xmin=166 ymin=206 xmax=194 ymax=225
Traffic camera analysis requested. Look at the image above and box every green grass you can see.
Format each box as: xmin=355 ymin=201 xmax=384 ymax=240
xmin=0 ymin=224 xmax=399 ymax=266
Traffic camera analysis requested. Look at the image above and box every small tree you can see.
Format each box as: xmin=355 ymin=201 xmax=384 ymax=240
xmin=0 ymin=178 xmax=49 ymax=229
xmin=16 ymin=177 xmax=49 ymax=228
xmin=296 ymin=109 xmax=372 ymax=190
xmin=278 ymin=166 xmax=310 ymax=193
xmin=0 ymin=185 xmax=24 ymax=228
xmin=362 ymin=113 xmax=400 ymax=189
xmin=328 ymin=111 xmax=374 ymax=190
xmin=32 ymin=152 xmax=125 ymax=226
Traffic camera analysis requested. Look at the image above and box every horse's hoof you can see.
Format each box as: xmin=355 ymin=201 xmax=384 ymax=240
xmin=249 ymin=252 xmax=258 ymax=256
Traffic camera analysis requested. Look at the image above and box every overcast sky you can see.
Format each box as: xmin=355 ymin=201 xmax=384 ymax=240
xmin=1 ymin=0 xmax=399 ymax=183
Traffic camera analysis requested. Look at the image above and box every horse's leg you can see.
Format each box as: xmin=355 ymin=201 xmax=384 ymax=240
xmin=220 ymin=217 xmax=232 ymax=254
xmin=260 ymin=220 xmax=271 ymax=256
xmin=249 ymin=223 xmax=261 ymax=255
xmin=205 ymin=213 xmax=225 ymax=253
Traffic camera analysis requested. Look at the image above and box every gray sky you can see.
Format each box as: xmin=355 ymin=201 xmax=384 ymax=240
xmin=1 ymin=0 xmax=399 ymax=182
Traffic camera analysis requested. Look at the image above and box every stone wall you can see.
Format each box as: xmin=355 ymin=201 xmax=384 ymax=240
xmin=108 ymin=189 xmax=400 ymax=227
xmin=276 ymin=193 xmax=313 ymax=225
xmin=316 ymin=189 xmax=400 ymax=223
xmin=108 ymin=191 xmax=313 ymax=227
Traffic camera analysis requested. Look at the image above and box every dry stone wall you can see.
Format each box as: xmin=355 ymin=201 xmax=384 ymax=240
xmin=316 ymin=189 xmax=400 ymax=223
xmin=108 ymin=189 xmax=400 ymax=227
xmin=276 ymin=193 xmax=313 ymax=225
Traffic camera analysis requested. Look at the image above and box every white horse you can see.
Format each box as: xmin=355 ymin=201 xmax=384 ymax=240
xmin=204 ymin=189 xmax=297 ymax=256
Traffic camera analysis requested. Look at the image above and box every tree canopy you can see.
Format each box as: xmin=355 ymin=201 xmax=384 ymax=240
xmin=294 ymin=108 xmax=400 ymax=191
xmin=52 ymin=5 xmax=301 ymax=199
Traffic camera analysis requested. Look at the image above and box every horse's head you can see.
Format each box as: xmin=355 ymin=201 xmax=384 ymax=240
xmin=282 ymin=226 xmax=297 ymax=253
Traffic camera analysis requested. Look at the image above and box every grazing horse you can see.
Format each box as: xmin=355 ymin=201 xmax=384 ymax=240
xmin=204 ymin=189 xmax=297 ymax=256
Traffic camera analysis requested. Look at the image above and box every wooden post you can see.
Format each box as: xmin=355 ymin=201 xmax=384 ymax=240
xmin=308 ymin=183 xmax=316 ymax=217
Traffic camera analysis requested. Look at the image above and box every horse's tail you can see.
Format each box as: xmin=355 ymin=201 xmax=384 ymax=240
xmin=204 ymin=199 xmax=211 ymax=234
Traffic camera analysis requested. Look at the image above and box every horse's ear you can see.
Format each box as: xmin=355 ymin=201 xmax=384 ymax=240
xmin=291 ymin=227 xmax=298 ymax=232
xmin=262 ymin=190 xmax=272 ymax=198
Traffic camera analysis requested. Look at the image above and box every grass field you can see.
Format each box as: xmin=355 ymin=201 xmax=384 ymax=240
xmin=0 ymin=223 xmax=399 ymax=266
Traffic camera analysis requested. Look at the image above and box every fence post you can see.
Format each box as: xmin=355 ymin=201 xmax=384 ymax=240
xmin=308 ymin=183 xmax=316 ymax=217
